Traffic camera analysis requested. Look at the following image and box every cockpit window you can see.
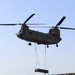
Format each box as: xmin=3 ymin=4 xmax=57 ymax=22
xmin=19 ymin=30 xmax=22 ymax=32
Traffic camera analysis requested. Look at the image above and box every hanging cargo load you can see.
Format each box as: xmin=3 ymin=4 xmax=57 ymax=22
xmin=35 ymin=68 xmax=49 ymax=74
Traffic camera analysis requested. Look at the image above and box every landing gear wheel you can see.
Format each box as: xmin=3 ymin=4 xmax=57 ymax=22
xmin=56 ymin=44 xmax=58 ymax=47
xmin=28 ymin=43 xmax=32 ymax=46
xmin=47 ymin=45 xmax=49 ymax=48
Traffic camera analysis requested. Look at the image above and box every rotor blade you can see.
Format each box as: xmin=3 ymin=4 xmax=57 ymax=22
xmin=26 ymin=23 xmax=46 ymax=25
xmin=0 ymin=23 xmax=22 ymax=26
xmin=29 ymin=26 xmax=75 ymax=30
xmin=29 ymin=26 xmax=45 ymax=28
xmin=55 ymin=16 xmax=66 ymax=27
xmin=24 ymin=13 xmax=35 ymax=24
xmin=0 ymin=23 xmax=46 ymax=26
xmin=29 ymin=26 xmax=52 ymax=28
xmin=59 ymin=27 xmax=75 ymax=30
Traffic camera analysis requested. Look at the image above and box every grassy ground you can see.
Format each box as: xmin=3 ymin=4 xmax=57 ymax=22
xmin=57 ymin=73 xmax=75 ymax=75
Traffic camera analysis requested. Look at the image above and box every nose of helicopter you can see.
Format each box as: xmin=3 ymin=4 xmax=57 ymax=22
xmin=16 ymin=32 xmax=23 ymax=39
xmin=16 ymin=32 xmax=20 ymax=38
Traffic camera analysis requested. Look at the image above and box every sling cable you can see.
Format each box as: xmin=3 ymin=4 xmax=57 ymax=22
xmin=34 ymin=43 xmax=49 ymax=74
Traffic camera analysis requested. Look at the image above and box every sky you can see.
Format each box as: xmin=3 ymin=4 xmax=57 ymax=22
xmin=0 ymin=0 xmax=75 ymax=75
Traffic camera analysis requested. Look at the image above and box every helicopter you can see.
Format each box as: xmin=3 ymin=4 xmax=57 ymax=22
xmin=0 ymin=13 xmax=75 ymax=48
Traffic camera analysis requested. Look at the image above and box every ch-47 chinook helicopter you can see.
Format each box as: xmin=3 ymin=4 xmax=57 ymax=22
xmin=0 ymin=13 xmax=75 ymax=48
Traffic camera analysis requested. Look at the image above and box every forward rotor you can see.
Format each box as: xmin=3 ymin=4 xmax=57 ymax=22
xmin=0 ymin=13 xmax=46 ymax=26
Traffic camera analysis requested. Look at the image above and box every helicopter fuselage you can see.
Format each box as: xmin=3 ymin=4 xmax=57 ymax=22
xmin=16 ymin=26 xmax=61 ymax=46
xmin=1 ymin=13 xmax=75 ymax=47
